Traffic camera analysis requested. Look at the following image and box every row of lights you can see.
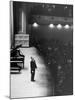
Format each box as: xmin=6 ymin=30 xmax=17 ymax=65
xmin=41 ymin=4 xmax=72 ymax=16
xmin=32 ymin=22 xmax=73 ymax=29
xmin=42 ymin=4 xmax=69 ymax=9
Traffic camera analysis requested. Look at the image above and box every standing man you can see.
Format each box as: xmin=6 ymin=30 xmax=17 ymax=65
xmin=30 ymin=57 xmax=37 ymax=81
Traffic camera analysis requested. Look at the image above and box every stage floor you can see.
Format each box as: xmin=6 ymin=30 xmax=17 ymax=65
xmin=10 ymin=47 xmax=53 ymax=98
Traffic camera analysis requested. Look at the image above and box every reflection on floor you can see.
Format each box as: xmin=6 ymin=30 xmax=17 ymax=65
xmin=11 ymin=47 xmax=53 ymax=98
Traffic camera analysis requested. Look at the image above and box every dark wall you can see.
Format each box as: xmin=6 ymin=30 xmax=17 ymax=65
xmin=30 ymin=25 xmax=73 ymax=43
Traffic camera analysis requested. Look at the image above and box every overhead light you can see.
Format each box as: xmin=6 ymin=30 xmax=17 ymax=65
xmin=42 ymin=4 xmax=45 ymax=8
xmin=32 ymin=22 xmax=38 ymax=27
xmin=64 ymin=6 xmax=68 ymax=9
xmin=53 ymin=5 xmax=55 ymax=8
xmin=57 ymin=24 xmax=62 ymax=29
xmin=49 ymin=24 xmax=55 ymax=28
xmin=64 ymin=24 xmax=70 ymax=29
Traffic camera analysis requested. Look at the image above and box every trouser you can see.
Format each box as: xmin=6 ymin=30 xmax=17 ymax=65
xmin=31 ymin=71 xmax=35 ymax=81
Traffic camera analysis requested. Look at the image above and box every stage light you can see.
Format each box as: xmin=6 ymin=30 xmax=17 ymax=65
xmin=64 ymin=24 xmax=70 ymax=29
xmin=49 ymin=24 xmax=55 ymax=28
xmin=32 ymin=22 xmax=38 ymax=27
xmin=57 ymin=24 xmax=62 ymax=29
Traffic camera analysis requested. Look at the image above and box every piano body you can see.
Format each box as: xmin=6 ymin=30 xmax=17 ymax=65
xmin=10 ymin=45 xmax=25 ymax=72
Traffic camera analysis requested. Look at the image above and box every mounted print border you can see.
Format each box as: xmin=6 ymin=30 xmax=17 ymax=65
xmin=10 ymin=0 xmax=73 ymax=99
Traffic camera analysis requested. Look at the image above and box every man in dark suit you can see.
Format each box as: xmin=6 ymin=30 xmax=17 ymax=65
xmin=30 ymin=57 xmax=37 ymax=81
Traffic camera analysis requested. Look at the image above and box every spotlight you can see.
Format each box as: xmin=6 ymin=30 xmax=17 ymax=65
xmin=57 ymin=24 xmax=62 ymax=29
xmin=32 ymin=22 xmax=38 ymax=27
xmin=64 ymin=24 xmax=70 ymax=29
xmin=49 ymin=24 xmax=55 ymax=28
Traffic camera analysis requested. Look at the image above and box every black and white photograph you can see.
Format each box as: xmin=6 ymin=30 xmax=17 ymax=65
xmin=10 ymin=0 xmax=73 ymax=99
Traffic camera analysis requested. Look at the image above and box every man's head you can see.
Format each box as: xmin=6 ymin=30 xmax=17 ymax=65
xmin=31 ymin=57 xmax=35 ymax=61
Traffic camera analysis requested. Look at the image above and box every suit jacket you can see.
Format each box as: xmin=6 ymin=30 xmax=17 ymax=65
xmin=30 ymin=60 xmax=37 ymax=71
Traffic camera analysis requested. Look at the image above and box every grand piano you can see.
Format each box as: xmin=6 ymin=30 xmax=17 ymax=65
xmin=10 ymin=44 xmax=25 ymax=73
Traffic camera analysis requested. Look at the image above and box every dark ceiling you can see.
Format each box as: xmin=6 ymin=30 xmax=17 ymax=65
xmin=13 ymin=1 xmax=73 ymax=18
xmin=31 ymin=4 xmax=73 ymax=17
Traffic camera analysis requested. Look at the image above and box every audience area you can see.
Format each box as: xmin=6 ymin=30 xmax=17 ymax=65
xmin=33 ymin=39 xmax=73 ymax=95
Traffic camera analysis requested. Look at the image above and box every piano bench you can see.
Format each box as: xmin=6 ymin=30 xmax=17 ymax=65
xmin=10 ymin=67 xmax=21 ymax=72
